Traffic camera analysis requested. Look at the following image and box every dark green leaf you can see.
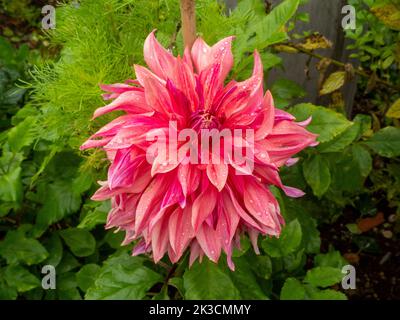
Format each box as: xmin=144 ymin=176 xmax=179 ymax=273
xmin=59 ymin=228 xmax=96 ymax=257
xmin=183 ymin=259 xmax=240 ymax=299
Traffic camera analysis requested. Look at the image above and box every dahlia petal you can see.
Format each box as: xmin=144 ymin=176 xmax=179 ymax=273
xmin=151 ymin=215 xmax=170 ymax=263
xmin=206 ymin=161 xmax=228 ymax=192
xmin=169 ymin=205 xmax=194 ymax=257
xmin=282 ymin=185 xmax=305 ymax=198
xmin=135 ymin=176 xmax=166 ymax=234
xmin=80 ymin=137 xmax=112 ymax=150
xmin=100 ymin=82 xmax=141 ymax=94
xmin=297 ymin=116 xmax=313 ymax=127
xmin=132 ymin=240 xmax=148 ymax=256
xmin=161 ymin=178 xmax=185 ymax=210
xmin=178 ymin=164 xmax=200 ymax=197
xmin=248 ymin=229 xmax=260 ymax=255
xmin=191 ymin=184 xmax=218 ymax=231
xmin=189 ymin=241 xmax=202 ymax=267
xmin=254 ymin=90 xmax=275 ymax=141
xmin=223 ymin=187 xmax=263 ymax=232
xmin=243 ymin=179 xmax=279 ymax=231
xmin=144 ymin=30 xmax=177 ymax=81
xmin=196 ymin=223 xmax=222 ymax=263
xmin=191 ymin=36 xmax=234 ymax=83
xmin=285 ymin=157 xmax=299 ymax=167
xmin=217 ymin=204 xmax=239 ymax=245
xmin=93 ymin=91 xmax=151 ymax=119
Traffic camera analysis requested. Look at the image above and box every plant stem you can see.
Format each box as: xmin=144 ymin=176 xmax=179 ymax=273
xmin=180 ymin=0 xmax=196 ymax=50
xmin=280 ymin=43 xmax=400 ymax=91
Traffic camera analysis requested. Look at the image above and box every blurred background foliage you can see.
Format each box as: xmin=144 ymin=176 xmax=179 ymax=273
xmin=0 ymin=0 xmax=399 ymax=300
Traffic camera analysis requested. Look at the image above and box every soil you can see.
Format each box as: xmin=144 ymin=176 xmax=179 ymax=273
xmin=319 ymin=205 xmax=400 ymax=300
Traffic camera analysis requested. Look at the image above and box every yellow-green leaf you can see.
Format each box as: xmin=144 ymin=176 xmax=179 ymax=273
xmin=320 ymin=71 xmax=346 ymax=96
xmin=386 ymin=98 xmax=400 ymax=119
xmin=371 ymin=3 xmax=400 ymax=31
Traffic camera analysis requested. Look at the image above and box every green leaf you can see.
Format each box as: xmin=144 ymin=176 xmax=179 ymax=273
xmin=228 ymin=256 xmax=268 ymax=299
xmin=59 ymin=228 xmax=96 ymax=257
xmin=4 ymin=265 xmax=40 ymax=292
xmin=365 ymin=126 xmax=400 ymax=158
xmin=289 ymin=103 xmax=352 ymax=143
xmin=303 ymin=155 xmax=331 ymax=197
xmin=43 ymin=234 xmax=63 ymax=267
xmin=281 ymin=278 xmax=306 ymax=300
xmin=36 ymin=181 xmax=82 ymax=229
xmin=271 ymin=79 xmax=306 ymax=108
xmin=371 ymin=2 xmax=400 ymax=30
xmin=319 ymin=71 xmax=346 ymax=95
xmin=0 ymin=230 xmax=48 ymax=265
xmin=78 ymin=201 xmax=109 ymax=230
xmin=386 ymin=98 xmax=400 ymax=118
xmin=0 ymin=165 xmax=22 ymax=204
xmin=317 ymin=121 xmax=359 ymax=153
xmin=76 ymin=264 xmax=101 ymax=292
xmin=304 ymin=285 xmax=347 ymax=300
xmin=248 ymin=254 xmax=272 ymax=280
xmin=283 ymin=248 xmax=305 ymax=272
xmin=183 ymin=259 xmax=241 ymax=299
xmin=57 ymin=272 xmax=82 ymax=300
xmin=0 ymin=280 xmax=17 ymax=299
xmin=7 ymin=116 xmax=35 ymax=152
xmin=86 ymin=252 xmax=162 ymax=300
xmin=234 ymin=0 xmax=300 ymax=64
xmin=305 ymin=267 xmax=343 ymax=288
xmin=169 ymin=277 xmax=185 ymax=297
xmin=351 ymin=144 xmax=372 ymax=177
xmin=262 ymin=219 xmax=302 ymax=257
xmin=314 ymin=251 xmax=347 ymax=269
xmin=57 ymin=252 xmax=81 ymax=274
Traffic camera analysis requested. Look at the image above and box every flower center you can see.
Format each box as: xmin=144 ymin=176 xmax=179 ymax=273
xmin=189 ymin=111 xmax=220 ymax=132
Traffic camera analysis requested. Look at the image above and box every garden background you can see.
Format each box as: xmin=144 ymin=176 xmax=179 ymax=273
xmin=0 ymin=0 xmax=399 ymax=300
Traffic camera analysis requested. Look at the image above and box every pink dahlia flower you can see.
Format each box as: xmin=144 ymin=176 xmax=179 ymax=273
xmin=81 ymin=31 xmax=317 ymax=270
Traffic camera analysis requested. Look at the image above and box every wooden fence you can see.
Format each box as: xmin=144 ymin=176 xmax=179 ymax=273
xmin=224 ymin=0 xmax=358 ymax=117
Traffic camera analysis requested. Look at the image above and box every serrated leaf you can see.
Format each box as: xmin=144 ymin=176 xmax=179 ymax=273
xmin=303 ymin=155 xmax=331 ymax=197
xmin=7 ymin=116 xmax=35 ymax=152
xmin=4 ymin=265 xmax=40 ymax=292
xmin=305 ymin=267 xmax=343 ymax=288
xmin=183 ymin=259 xmax=241 ymax=299
xmin=76 ymin=264 xmax=101 ymax=292
xmin=280 ymin=278 xmax=306 ymax=300
xmin=86 ymin=252 xmax=162 ymax=300
xmin=317 ymin=122 xmax=359 ymax=153
xmin=289 ymin=103 xmax=352 ymax=143
xmin=0 ymin=230 xmax=48 ymax=265
xmin=365 ymin=126 xmax=400 ymax=158
xmin=59 ymin=228 xmax=96 ymax=257
xmin=314 ymin=251 xmax=347 ymax=269
xmin=262 ymin=219 xmax=302 ymax=257
xmin=78 ymin=201 xmax=109 ymax=230
xmin=0 ymin=166 xmax=22 ymax=204
xmin=304 ymin=285 xmax=347 ymax=300
xmin=36 ymin=181 xmax=82 ymax=229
